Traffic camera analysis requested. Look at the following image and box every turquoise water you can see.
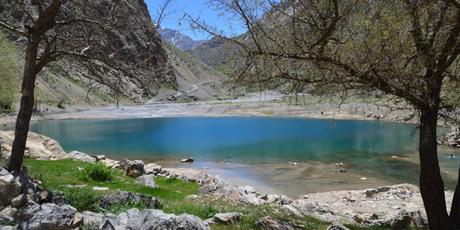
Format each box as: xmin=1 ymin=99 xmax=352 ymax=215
xmin=30 ymin=117 xmax=420 ymax=162
xmin=29 ymin=117 xmax=460 ymax=193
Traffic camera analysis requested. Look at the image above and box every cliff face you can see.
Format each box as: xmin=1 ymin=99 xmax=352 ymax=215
xmin=0 ymin=0 xmax=176 ymax=106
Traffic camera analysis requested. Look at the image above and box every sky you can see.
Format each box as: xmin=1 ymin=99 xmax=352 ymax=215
xmin=145 ymin=0 xmax=247 ymax=41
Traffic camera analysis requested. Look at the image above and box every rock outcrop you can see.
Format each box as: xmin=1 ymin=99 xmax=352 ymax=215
xmin=441 ymin=127 xmax=460 ymax=149
xmin=0 ymin=0 xmax=176 ymax=105
xmin=0 ymin=168 xmax=79 ymax=229
xmin=0 ymin=131 xmax=67 ymax=161
xmin=161 ymin=167 xmax=454 ymax=228
xmin=99 ymin=191 xmax=162 ymax=210
xmin=77 ymin=208 xmax=210 ymax=230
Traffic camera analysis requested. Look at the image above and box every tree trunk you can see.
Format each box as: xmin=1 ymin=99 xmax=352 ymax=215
xmin=7 ymin=36 xmax=40 ymax=173
xmin=451 ymin=167 xmax=460 ymax=227
xmin=418 ymin=108 xmax=454 ymax=229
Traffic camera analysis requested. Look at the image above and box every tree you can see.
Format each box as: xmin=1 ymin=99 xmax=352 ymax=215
xmin=0 ymin=0 xmax=158 ymax=173
xmin=189 ymin=0 xmax=460 ymax=229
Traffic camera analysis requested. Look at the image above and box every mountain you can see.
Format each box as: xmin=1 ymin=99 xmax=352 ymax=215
xmin=188 ymin=36 xmax=241 ymax=74
xmin=156 ymin=42 xmax=231 ymax=102
xmin=0 ymin=0 xmax=177 ymax=107
xmin=159 ymin=28 xmax=206 ymax=51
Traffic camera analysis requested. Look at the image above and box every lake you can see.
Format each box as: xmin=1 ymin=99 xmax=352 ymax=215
xmin=30 ymin=117 xmax=459 ymax=196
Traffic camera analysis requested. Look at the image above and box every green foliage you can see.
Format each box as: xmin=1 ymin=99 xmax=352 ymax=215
xmin=64 ymin=188 xmax=100 ymax=211
xmin=0 ymin=32 xmax=20 ymax=113
xmin=78 ymin=163 xmax=113 ymax=182
xmin=23 ymin=159 xmax=383 ymax=229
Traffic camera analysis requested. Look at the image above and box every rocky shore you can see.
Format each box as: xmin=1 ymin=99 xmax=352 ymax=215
xmin=1 ymin=130 xmax=455 ymax=229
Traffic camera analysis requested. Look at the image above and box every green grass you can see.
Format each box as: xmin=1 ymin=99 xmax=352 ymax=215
xmin=24 ymin=159 xmax=384 ymax=229
xmin=0 ymin=32 xmax=20 ymax=113
xmin=78 ymin=163 xmax=113 ymax=182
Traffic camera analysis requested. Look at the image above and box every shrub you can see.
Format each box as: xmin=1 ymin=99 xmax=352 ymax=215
xmin=78 ymin=163 xmax=113 ymax=182
xmin=64 ymin=188 xmax=100 ymax=211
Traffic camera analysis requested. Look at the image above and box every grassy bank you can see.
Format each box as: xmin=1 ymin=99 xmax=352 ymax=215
xmin=24 ymin=159 xmax=386 ymax=230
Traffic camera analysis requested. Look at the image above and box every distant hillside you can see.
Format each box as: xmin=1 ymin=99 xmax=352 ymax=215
xmin=188 ymin=36 xmax=242 ymax=74
xmin=159 ymin=28 xmax=206 ymax=51
xmin=158 ymin=42 xmax=231 ymax=102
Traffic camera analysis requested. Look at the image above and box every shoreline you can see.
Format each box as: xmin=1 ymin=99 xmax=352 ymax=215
xmin=0 ymin=129 xmax=456 ymax=227
xmin=1 ymin=93 xmax=420 ymax=127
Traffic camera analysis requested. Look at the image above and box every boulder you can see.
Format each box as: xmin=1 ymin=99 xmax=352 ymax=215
xmin=67 ymin=151 xmax=96 ymax=163
xmin=135 ymin=174 xmax=157 ymax=188
xmin=79 ymin=208 xmax=209 ymax=230
xmin=144 ymin=163 xmax=162 ymax=174
xmin=240 ymin=193 xmax=262 ymax=205
xmin=0 ymin=131 xmax=67 ymax=160
xmin=256 ymin=216 xmax=304 ymax=230
xmin=75 ymin=211 xmax=105 ymax=229
xmin=121 ymin=160 xmax=145 ymax=177
xmin=239 ymin=185 xmax=256 ymax=194
xmin=390 ymin=210 xmax=412 ymax=230
xmin=94 ymin=155 xmax=106 ymax=161
xmin=0 ymin=167 xmax=9 ymax=176
xmin=281 ymin=205 xmax=303 ymax=217
xmin=18 ymin=203 xmax=78 ymax=230
xmin=100 ymin=158 xmax=120 ymax=169
xmin=0 ymin=174 xmax=22 ymax=209
xmin=181 ymin=158 xmax=194 ymax=163
xmin=11 ymin=194 xmax=27 ymax=208
xmin=212 ymin=212 xmax=242 ymax=224
xmin=327 ymin=222 xmax=350 ymax=230
xmin=99 ymin=191 xmax=162 ymax=209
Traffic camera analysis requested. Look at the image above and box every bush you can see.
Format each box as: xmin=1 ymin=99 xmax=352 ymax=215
xmin=78 ymin=163 xmax=113 ymax=182
xmin=64 ymin=188 xmax=100 ymax=211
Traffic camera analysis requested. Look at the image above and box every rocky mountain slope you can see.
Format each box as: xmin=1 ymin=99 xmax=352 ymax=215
xmin=189 ymin=36 xmax=241 ymax=74
xmin=0 ymin=1 xmax=232 ymax=111
xmin=159 ymin=28 xmax=206 ymax=51
xmin=156 ymin=43 xmax=229 ymax=102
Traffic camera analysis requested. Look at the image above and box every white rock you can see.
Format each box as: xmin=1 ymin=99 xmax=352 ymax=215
xmin=67 ymin=151 xmax=96 ymax=163
xmin=213 ymin=212 xmax=242 ymax=224
xmin=135 ymin=174 xmax=157 ymax=188
xmin=144 ymin=163 xmax=162 ymax=174
xmin=93 ymin=186 xmax=109 ymax=191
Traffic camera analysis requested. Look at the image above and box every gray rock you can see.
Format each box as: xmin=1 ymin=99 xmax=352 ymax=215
xmin=240 ymin=185 xmax=256 ymax=194
xmin=67 ymin=151 xmax=96 ymax=163
xmin=181 ymin=158 xmax=194 ymax=163
xmin=80 ymin=208 xmax=209 ymax=230
xmin=144 ymin=163 xmax=162 ymax=174
xmin=0 ymin=175 xmax=22 ymax=209
xmin=135 ymin=174 xmax=157 ymax=188
xmin=0 ymin=167 xmax=9 ymax=176
xmin=0 ymin=206 xmax=17 ymax=225
xmin=256 ymin=216 xmax=304 ymax=230
xmin=390 ymin=210 xmax=412 ymax=230
xmin=365 ymin=189 xmax=378 ymax=197
xmin=11 ymin=194 xmax=27 ymax=208
xmin=19 ymin=203 xmax=78 ymax=230
xmin=327 ymin=222 xmax=350 ymax=230
xmin=100 ymin=158 xmax=120 ymax=169
xmin=212 ymin=212 xmax=242 ymax=224
xmin=99 ymin=191 xmax=162 ymax=209
xmin=240 ymin=193 xmax=262 ymax=205
xmin=94 ymin=155 xmax=106 ymax=161
xmin=122 ymin=160 xmax=145 ymax=177
xmin=76 ymin=211 xmax=105 ymax=229
xmin=281 ymin=205 xmax=303 ymax=217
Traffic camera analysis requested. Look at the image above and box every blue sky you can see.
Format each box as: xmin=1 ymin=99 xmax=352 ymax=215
xmin=145 ymin=0 xmax=247 ymax=41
